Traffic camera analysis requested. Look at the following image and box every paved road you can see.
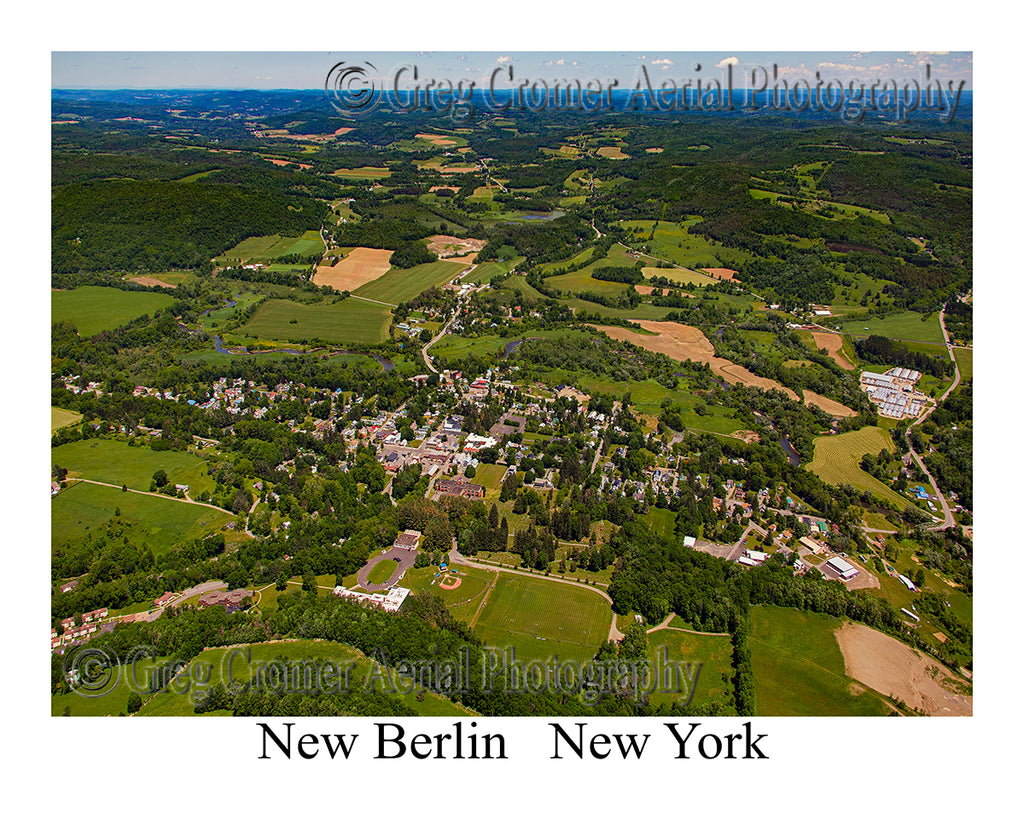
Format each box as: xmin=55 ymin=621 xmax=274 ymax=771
xmin=904 ymin=302 xmax=960 ymax=530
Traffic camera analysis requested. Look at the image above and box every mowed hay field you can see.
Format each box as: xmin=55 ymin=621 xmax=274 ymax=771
xmin=51 ymin=407 xmax=82 ymax=433
xmin=52 ymin=439 xmax=216 ymax=495
xmin=214 ymin=231 xmax=323 ymax=265
xmin=749 ymin=606 xmax=891 ymax=716
xmin=807 ymin=426 xmax=911 ymax=509
xmin=242 ymin=298 xmax=392 ymax=345
xmin=313 ymin=247 xmax=393 ymax=291
xmin=472 ymin=574 xmax=612 ymax=664
xmin=52 ymin=481 xmax=235 ymax=554
xmin=641 ymin=265 xmax=716 ymax=287
xmin=646 ymin=627 xmax=736 ymax=714
xmin=354 ymin=260 xmax=467 ymax=305
xmin=837 ymin=310 xmax=944 ymax=344
xmin=52 ymin=286 xmax=175 ymax=337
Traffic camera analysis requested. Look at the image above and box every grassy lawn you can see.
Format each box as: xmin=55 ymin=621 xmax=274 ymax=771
xmin=137 ymin=639 xmax=474 ymax=717
xmin=646 ymin=507 xmax=676 ymax=538
xmin=835 ymin=311 xmax=944 ymax=344
xmin=52 ymin=286 xmax=175 ymax=337
xmin=51 ymin=407 xmax=82 ymax=433
xmin=806 ymin=426 xmax=912 ymax=510
xmin=242 ymin=298 xmax=391 ymax=345
xmin=953 ymin=347 xmax=973 ymax=381
xmin=401 ymin=565 xmax=496 ymax=623
xmin=749 ymin=605 xmax=891 ymax=716
xmin=646 ymin=627 xmax=735 ymax=714
xmin=354 ymin=260 xmax=467 ymax=304
xmin=52 ymin=656 xmax=162 ymax=716
xmin=472 ymin=573 xmax=612 ymax=664
xmin=366 ymin=559 xmax=399 ymax=585
xmin=52 ymin=439 xmax=215 ymax=495
xmin=52 ymin=480 xmax=235 ymax=554
xmin=473 ymin=463 xmax=508 ymax=497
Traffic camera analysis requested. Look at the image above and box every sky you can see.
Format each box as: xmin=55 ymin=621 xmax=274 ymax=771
xmin=52 ymin=51 xmax=972 ymax=91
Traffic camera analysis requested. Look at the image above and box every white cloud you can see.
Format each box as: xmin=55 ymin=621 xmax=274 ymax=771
xmin=652 ymin=58 xmax=673 ymax=65
xmin=496 ymin=55 xmax=511 ymax=64
xmin=717 ymin=56 xmax=739 ymax=68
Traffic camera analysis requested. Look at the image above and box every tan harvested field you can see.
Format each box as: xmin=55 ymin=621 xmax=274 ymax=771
xmin=803 ymin=389 xmax=857 ymax=417
xmin=416 ymin=133 xmax=458 ymax=146
xmin=645 ymin=147 xmax=664 ymax=153
xmin=128 ymin=276 xmax=176 ymax=289
xmin=596 ymin=145 xmax=629 ymax=159
xmin=597 ymin=321 xmax=856 ymax=416
xmin=811 ymin=331 xmax=855 ymax=370
xmin=427 ymin=235 xmax=485 ymax=258
xmin=429 ymin=185 xmax=459 ymax=193
xmin=334 ymin=126 xmax=353 ymax=136
xmin=835 ymin=622 xmax=972 ymax=715
xmin=701 ymin=267 xmax=738 ymax=281
xmin=263 ymin=157 xmax=311 ymax=169
xmin=447 ymin=252 xmax=478 ymax=264
xmin=312 ymin=247 xmax=393 ymax=291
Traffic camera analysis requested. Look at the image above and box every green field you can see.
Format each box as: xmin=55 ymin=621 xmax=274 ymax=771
xmin=136 ymin=639 xmax=474 ymax=717
xmin=641 ymin=266 xmax=717 ymax=287
xmin=835 ymin=311 xmax=944 ymax=344
xmin=749 ymin=606 xmax=891 ymax=716
xmin=619 ymin=220 xmax=753 ymax=269
xmin=544 ymin=244 xmax=639 ymax=295
xmin=463 ymin=257 xmax=525 ymax=285
xmin=52 ymin=656 xmax=162 ymax=716
xmin=52 ymin=480 xmax=235 ymax=554
xmin=806 ymin=426 xmax=911 ymax=510
xmin=645 ymin=627 xmax=735 ymax=713
xmin=366 ymin=559 xmax=399 ymax=585
xmin=52 ymin=439 xmax=215 ymax=495
xmin=242 ymin=298 xmax=392 ymax=345
xmin=332 ymin=166 xmax=391 ymax=179
xmin=472 ymin=573 xmax=612 ymax=664
xmin=51 ymin=407 xmax=82 ymax=433
xmin=953 ymin=347 xmax=973 ymax=381
xmin=401 ymin=565 xmax=496 ymax=622
xmin=473 ymin=463 xmax=508 ymax=497
xmin=646 ymin=507 xmax=676 ymax=538
xmin=354 ymin=260 xmax=467 ymax=304
xmin=52 ymin=286 xmax=175 ymax=337
xmin=214 ymin=231 xmax=323 ymax=264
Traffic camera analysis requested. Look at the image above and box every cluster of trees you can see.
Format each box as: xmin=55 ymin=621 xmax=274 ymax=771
xmin=854 ymin=334 xmax=954 ymax=378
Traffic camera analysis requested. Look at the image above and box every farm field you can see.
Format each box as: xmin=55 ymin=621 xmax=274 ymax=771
xmin=836 ymin=311 xmax=944 ymax=344
xmin=331 ymin=166 xmax=391 ymax=179
xmin=806 ymin=426 xmax=912 ymax=510
xmin=52 ymin=439 xmax=216 ymax=495
xmin=52 ymin=480 xmax=235 ymax=555
xmin=52 ymin=286 xmax=175 ymax=337
xmin=242 ymin=298 xmax=392 ymax=345
xmin=462 ymin=257 xmax=525 ymax=285
xmin=953 ymin=346 xmax=973 ymax=380
xmin=137 ymin=639 xmax=474 ymax=717
xmin=354 ymin=260 xmax=467 ymax=305
xmin=312 ymin=247 xmax=393 ymax=291
xmin=214 ymin=231 xmax=323 ymax=265
xmin=749 ymin=605 xmax=892 ymax=716
xmin=619 ymin=219 xmax=754 ymax=269
xmin=51 ymin=407 xmax=82 ymax=433
xmin=472 ymin=573 xmax=612 ymax=664
xmin=641 ymin=266 xmax=717 ymax=287
xmin=645 ymin=627 xmax=735 ymax=714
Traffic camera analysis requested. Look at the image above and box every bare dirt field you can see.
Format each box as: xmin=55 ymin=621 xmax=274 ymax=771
xmin=835 ymin=622 xmax=972 ymax=715
xmin=701 ymin=268 xmax=739 ymax=281
xmin=645 ymin=147 xmax=664 ymax=153
xmin=427 ymin=235 xmax=486 ymax=258
xmin=312 ymin=247 xmax=393 ymax=291
xmin=635 ymin=285 xmax=693 ymax=297
xmin=416 ymin=133 xmax=458 ymax=146
xmin=596 ymin=321 xmax=856 ymax=416
xmin=811 ymin=331 xmax=855 ymax=370
xmin=128 ymin=276 xmax=176 ymax=289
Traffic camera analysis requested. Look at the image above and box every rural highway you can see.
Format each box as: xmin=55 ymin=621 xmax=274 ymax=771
xmin=420 ymin=275 xmax=482 ymax=374
xmin=903 ymin=302 xmax=960 ymax=530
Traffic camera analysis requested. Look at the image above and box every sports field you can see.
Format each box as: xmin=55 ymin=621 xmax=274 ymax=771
xmin=242 ymin=298 xmax=392 ymax=345
xmin=645 ymin=627 xmax=735 ymax=713
xmin=749 ymin=605 xmax=891 ymax=716
xmin=806 ymin=426 xmax=911 ymax=510
xmin=354 ymin=260 xmax=467 ymax=305
xmin=52 ymin=286 xmax=175 ymax=337
xmin=836 ymin=311 xmax=944 ymax=344
xmin=472 ymin=573 xmax=612 ymax=664
xmin=52 ymin=480 xmax=235 ymax=555
xmin=402 ymin=565 xmax=496 ymax=622
xmin=51 ymin=407 xmax=82 ymax=433
xmin=52 ymin=439 xmax=215 ymax=495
